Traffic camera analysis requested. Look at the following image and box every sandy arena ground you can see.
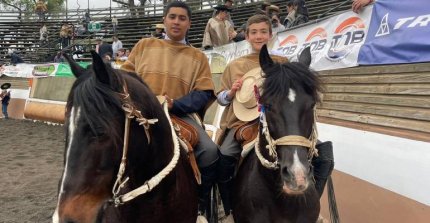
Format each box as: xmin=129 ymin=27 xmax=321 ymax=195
xmin=0 ymin=119 xmax=64 ymax=223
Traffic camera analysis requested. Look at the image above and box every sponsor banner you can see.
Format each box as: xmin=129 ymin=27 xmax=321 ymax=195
xmin=358 ymin=0 xmax=430 ymax=64
xmin=273 ymin=7 xmax=373 ymax=71
xmin=0 ymin=62 xmax=90 ymax=78
xmin=1 ymin=64 xmax=37 ymax=78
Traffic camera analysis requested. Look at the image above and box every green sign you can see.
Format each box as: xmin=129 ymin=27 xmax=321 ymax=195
xmin=56 ymin=62 xmax=90 ymax=77
xmin=88 ymin=22 xmax=101 ymax=32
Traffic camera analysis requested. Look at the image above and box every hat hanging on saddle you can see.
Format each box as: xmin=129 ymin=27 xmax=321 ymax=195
xmin=1 ymin=83 xmax=11 ymax=90
xmin=155 ymin=24 xmax=165 ymax=29
xmin=233 ymin=67 xmax=263 ymax=122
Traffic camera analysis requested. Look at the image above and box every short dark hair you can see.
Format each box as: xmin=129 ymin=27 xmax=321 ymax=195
xmin=164 ymin=1 xmax=192 ymax=20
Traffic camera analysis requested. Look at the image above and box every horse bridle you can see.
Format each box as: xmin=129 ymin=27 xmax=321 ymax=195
xmin=253 ymin=86 xmax=319 ymax=170
xmin=110 ymin=82 xmax=181 ymax=206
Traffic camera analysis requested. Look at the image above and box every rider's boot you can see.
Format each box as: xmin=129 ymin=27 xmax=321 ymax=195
xmin=312 ymin=141 xmax=334 ymax=198
xmin=217 ymin=153 xmax=237 ymax=216
xmin=198 ymin=161 xmax=217 ymax=218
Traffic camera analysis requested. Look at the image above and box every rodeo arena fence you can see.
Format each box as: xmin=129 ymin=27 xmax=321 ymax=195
xmin=0 ymin=0 xmax=429 ymax=222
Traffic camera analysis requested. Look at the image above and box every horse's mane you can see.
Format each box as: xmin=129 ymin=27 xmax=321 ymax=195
xmin=66 ymin=66 xmax=146 ymax=141
xmin=261 ymin=62 xmax=322 ymax=102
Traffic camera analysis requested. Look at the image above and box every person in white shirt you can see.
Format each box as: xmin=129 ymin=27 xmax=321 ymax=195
xmin=111 ymin=35 xmax=122 ymax=59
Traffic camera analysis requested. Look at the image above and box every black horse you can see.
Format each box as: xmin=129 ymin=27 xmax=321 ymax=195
xmin=233 ymin=46 xmax=322 ymax=223
xmin=52 ymin=51 xmax=197 ymax=223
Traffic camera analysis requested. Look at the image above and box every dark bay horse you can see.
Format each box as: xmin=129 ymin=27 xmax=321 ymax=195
xmin=233 ymin=46 xmax=322 ymax=223
xmin=52 ymin=51 xmax=197 ymax=223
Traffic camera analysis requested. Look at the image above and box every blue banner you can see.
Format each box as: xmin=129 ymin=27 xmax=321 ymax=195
xmin=358 ymin=0 xmax=430 ymax=64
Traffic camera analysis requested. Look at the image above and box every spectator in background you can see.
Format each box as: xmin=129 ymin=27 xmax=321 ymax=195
xmin=352 ymin=0 xmax=374 ymax=13
xmin=111 ymin=35 xmax=123 ymax=59
xmin=59 ymin=21 xmax=72 ymax=49
xmin=84 ymin=11 xmax=91 ymax=33
xmin=95 ymin=38 xmax=113 ymax=62
xmin=53 ymin=51 xmax=64 ymax=63
xmin=202 ymin=5 xmax=236 ymax=49
xmin=256 ymin=1 xmax=271 ymax=15
xmin=283 ymin=0 xmax=309 ymax=29
xmin=112 ymin=15 xmax=118 ymax=33
xmin=212 ymin=0 xmax=235 ymax=27
xmin=114 ymin=48 xmax=128 ymax=68
xmin=40 ymin=23 xmax=48 ymax=43
xmin=271 ymin=13 xmax=285 ymax=33
xmin=35 ymin=0 xmax=48 ymax=21
xmin=1 ymin=82 xmax=11 ymax=119
xmin=8 ymin=50 xmax=24 ymax=65
xmin=125 ymin=48 xmax=131 ymax=57
xmin=151 ymin=24 xmax=166 ymax=39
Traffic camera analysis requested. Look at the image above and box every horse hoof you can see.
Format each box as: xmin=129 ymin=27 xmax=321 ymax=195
xmin=196 ymin=215 xmax=209 ymax=223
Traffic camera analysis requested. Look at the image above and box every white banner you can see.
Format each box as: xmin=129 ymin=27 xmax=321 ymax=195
xmin=273 ymin=7 xmax=373 ymax=71
xmin=204 ymin=6 xmax=373 ymax=72
xmin=1 ymin=63 xmax=59 ymax=78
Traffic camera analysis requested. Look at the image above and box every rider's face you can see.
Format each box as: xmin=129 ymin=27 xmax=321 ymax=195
xmin=163 ymin=7 xmax=191 ymax=41
xmin=246 ymin=22 xmax=272 ymax=52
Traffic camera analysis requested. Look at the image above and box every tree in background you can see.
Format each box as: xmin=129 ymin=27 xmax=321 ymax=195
xmin=0 ymin=0 xmax=64 ymax=20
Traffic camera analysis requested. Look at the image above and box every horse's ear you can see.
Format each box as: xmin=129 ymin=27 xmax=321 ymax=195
xmin=62 ymin=52 xmax=85 ymax=78
xmin=298 ymin=47 xmax=312 ymax=67
xmin=90 ymin=50 xmax=110 ymax=85
xmin=259 ymin=44 xmax=274 ymax=72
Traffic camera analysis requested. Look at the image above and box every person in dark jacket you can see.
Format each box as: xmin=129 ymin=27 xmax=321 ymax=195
xmin=1 ymin=86 xmax=11 ymax=119
xmin=283 ymin=0 xmax=309 ymax=28
xmin=9 ymin=51 xmax=24 ymax=65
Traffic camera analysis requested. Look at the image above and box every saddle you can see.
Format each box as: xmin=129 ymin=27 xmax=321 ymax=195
xmin=171 ymin=115 xmax=199 ymax=149
xmin=235 ymin=119 xmax=259 ymax=150
xmin=156 ymin=96 xmax=201 ymax=184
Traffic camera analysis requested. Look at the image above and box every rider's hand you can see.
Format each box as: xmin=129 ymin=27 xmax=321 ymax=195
xmin=164 ymin=94 xmax=174 ymax=110
xmin=228 ymin=79 xmax=243 ymax=100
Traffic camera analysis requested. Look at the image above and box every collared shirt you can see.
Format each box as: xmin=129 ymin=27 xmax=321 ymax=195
xmin=164 ymin=35 xmax=187 ymax=45
xmin=217 ymin=90 xmax=232 ymax=106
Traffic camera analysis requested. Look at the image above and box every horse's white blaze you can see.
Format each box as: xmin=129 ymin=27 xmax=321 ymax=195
xmin=288 ymin=88 xmax=296 ymax=102
xmin=291 ymin=149 xmax=306 ymax=187
xmin=52 ymin=106 xmax=80 ymax=223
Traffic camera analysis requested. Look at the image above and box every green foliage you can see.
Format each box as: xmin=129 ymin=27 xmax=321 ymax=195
xmin=0 ymin=0 xmax=65 ymax=12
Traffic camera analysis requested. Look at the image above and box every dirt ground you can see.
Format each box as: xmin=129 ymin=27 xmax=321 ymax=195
xmin=0 ymin=118 xmax=64 ymax=223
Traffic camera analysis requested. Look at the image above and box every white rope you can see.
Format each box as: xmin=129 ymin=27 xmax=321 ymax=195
xmin=112 ymin=101 xmax=180 ymax=206
xmin=254 ymin=107 xmax=319 ymax=170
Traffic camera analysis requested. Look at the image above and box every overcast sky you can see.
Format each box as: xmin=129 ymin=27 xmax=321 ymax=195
xmin=67 ymin=0 xmax=121 ymax=9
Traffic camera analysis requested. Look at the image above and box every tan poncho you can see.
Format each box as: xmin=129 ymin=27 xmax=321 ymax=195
xmin=121 ymin=38 xmax=215 ymax=101
xmin=219 ymin=53 xmax=288 ymax=131
xmin=202 ymin=17 xmax=234 ymax=48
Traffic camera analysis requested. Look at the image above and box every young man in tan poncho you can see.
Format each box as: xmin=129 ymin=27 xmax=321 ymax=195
xmin=121 ymin=1 xmax=218 ymax=221
xmin=216 ymin=15 xmax=334 ymax=222
xmin=215 ymin=14 xmax=288 ymax=221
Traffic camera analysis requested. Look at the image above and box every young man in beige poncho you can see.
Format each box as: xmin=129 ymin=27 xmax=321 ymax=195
xmin=121 ymin=1 xmax=218 ymax=221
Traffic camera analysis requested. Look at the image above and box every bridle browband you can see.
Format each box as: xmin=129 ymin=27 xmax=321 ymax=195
xmin=253 ymin=84 xmax=318 ymax=170
xmin=110 ymin=82 xmax=180 ymax=206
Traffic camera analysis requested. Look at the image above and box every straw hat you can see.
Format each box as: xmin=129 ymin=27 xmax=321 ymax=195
xmin=232 ymin=68 xmax=263 ymax=122
xmin=1 ymin=83 xmax=11 ymax=90
xmin=155 ymin=24 xmax=165 ymax=29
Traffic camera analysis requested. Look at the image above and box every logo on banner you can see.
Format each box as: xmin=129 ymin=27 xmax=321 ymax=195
xmin=375 ymin=13 xmax=390 ymax=37
xmin=375 ymin=13 xmax=430 ymax=38
xmin=302 ymin=27 xmax=327 ymax=53
xmin=277 ymin=35 xmax=299 ymax=56
xmin=327 ymin=17 xmax=366 ymax=61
